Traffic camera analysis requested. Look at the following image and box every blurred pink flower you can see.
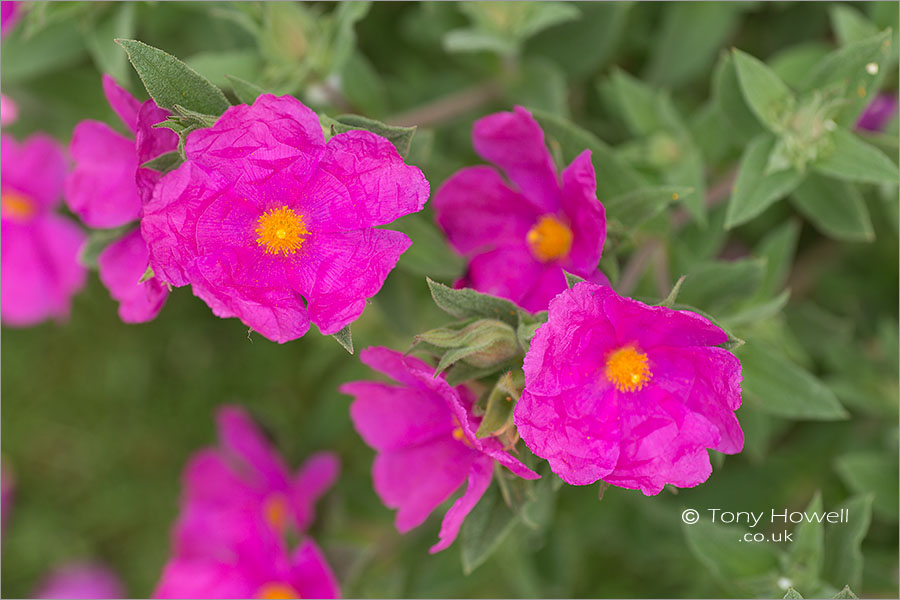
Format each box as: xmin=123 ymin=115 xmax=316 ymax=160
xmin=65 ymin=75 xmax=175 ymax=323
xmin=1 ymin=1 xmax=21 ymax=37
xmin=1 ymin=134 xmax=87 ymax=326
xmin=142 ymin=94 xmax=429 ymax=343
xmin=434 ymin=106 xmax=607 ymax=312
xmin=156 ymin=405 xmax=340 ymax=599
xmin=341 ymin=347 xmax=540 ymax=553
xmin=1 ymin=93 xmax=18 ymax=126
xmin=34 ymin=562 xmax=124 ymax=599
xmin=515 ymin=282 xmax=743 ymax=494
xmin=856 ymin=92 xmax=897 ymax=132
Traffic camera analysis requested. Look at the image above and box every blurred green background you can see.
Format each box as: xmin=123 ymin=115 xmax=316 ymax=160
xmin=2 ymin=2 xmax=898 ymax=598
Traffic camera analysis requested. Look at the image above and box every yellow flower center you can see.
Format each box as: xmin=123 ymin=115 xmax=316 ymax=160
xmin=257 ymin=582 xmax=300 ymax=599
xmin=1 ymin=191 xmax=36 ymax=222
xmin=255 ymin=206 xmax=308 ymax=256
xmin=526 ymin=215 xmax=573 ymax=262
xmin=262 ymin=492 xmax=290 ymax=533
xmin=605 ymin=345 xmax=652 ymax=393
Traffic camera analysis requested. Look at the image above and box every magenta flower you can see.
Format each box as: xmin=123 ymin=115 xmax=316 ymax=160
xmin=1 ymin=1 xmax=21 ymax=37
xmin=1 ymin=93 xmax=17 ymax=126
xmin=65 ymin=75 xmax=175 ymax=323
xmin=35 ymin=562 xmax=124 ymax=600
xmin=341 ymin=347 xmax=540 ymax=553
xmin=142 ymin=94 xmax=429 ymax=343
xmin=857 ymin=92 xmax=897 ymax=132
xmin=1 ymin=134 xmax=87 ymax=326
xmin=434 ymin=106 xmax=607 ymax=312
xmin=514 ymin=282 xmax=743 ymax=495
xmin=156 ymin=405 xmax=340 ymax=599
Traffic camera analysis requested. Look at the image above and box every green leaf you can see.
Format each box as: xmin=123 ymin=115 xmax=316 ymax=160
xmin=740 ymin=338 xmax=848 ymax=420
xmin=787 ymin=492 xmax=825 ymax=592
xmin=769 ymin=42 xmax=832 ymax=86
xmin=460 ymin=481 xmax=519 ymax=575
xmin=331 ymin=325 xmax=353 ymax=354
xmin=226 ymin=74 xmax=266 ymax=105
xmin=675 ymin=258 xmax=766 ymax=312
xmin=0 ymin=20 xmax=87 ymax=84
xmin=683 ymin=519 xmax=780 ymax=584
xmin=784 ymin=588 xmax=804 ymax=600
xmin=830 ymin=5 xmax=879 ymax=46
xmin=823 ymin=494 xmax=873 ymax=591
xmin=426 ymin=278 xmax=521 ymax=328
xmin=137 ymin=265 xmax=155 ymax=284
xmin=606 ymin=185 xmax=694 ymax=231
xmin=328 ymin=114 xmax=416 ymax=158
xmin=82 ymin=2 xmax=136 ymax=84
xmin=140 ymin=151 xmax=182 ymax=173
xmin=712 ymin=52 xmax=764 ymax=141
xmin=834 ymin=452 xmax=899 ymax=520
xmin=116 ymin=39 xmax=230 ymax=115
xmin=726 ymin=134 xmax=805 ymax=229
xmin=605 ymin=68 xmax=664 ymax=136
xmin=644 ymin=2 xmax=748 ymax=88
xmin=791 ymin=174 xmax=874 ymax=242
xmin=732 ymin=48 xmax=796 ymax=132
xmin=448 ymin=1 xmax=581 ymax=57
xmin=524 ymin=1 xmax=630 ymax=79
xmin=531 ymin=109 xmax=646 ymax=199
xmin=475 ymin=370 xmax=523 ymax=438
xmin=659 ymin=275 xmax=687 ymax=308
xmin=813 ymin=129 xmax=899 ymax=185
xmin=330 ymin=1 xmax=372 ymax=75
xmin=417 ymin=319 xmax=518 ymax=375
xmin=78 ymin=225 xmax=133 ymax=270
xmin=754 ymin=219 xmax=801 ymax=299
xmin=563 ymin=272 xmax=585 ymax=288
xmin=799 ymin=30 xmax=893 ymax=125
xmin=832 ymin=586 xmax=859 ymax=599
xmin=172 ymin=104 xmax=218 ymax=127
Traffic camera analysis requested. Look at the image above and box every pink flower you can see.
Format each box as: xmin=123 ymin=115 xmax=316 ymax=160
xmin=1 ymin=93 xmax=18 ymax=126
xmin=156 ymin=405 xmax=340 ymax=599
xmin=341 ymin=347 xmax=540 ymax=553
xmin=434 ymin=106 xmax=607 ymax=312
xmin=514 ymin=282 xmax=743 ymax=495
xmin=65 ymin=75 xmax=175 ymax=323
xmin=1 ymin=1 xmax=22 ymax=37
xmin=1 ymin=134 xmax=87 ymax=326
xmin=857 ymin=92 xmax=897 ymax=132
xmin=142 ymin=94 xmax=429 ymax=343
xmin=34 ymin=562 xmax=124 ymax=599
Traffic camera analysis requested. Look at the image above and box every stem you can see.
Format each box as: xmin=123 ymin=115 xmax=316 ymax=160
xmin=386 ymin=81 xmax=502 ymax=128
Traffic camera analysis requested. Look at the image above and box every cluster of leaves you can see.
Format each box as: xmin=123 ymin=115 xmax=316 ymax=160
xmin=2 ymin=2 xmax=897 ymax=599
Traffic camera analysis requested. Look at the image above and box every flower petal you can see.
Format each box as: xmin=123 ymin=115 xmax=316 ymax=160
xmin=302 ymin=129 xmax=429 ymax=232
xmin=290 ymin=538 xmax=340 ymax=600
xmin=2 ymin=133 xmax=67 ymax=210
xmin=429 ymin=455 xmax=493 ymax=553
xmin=433 ymin=165 xmax=540 ymax=256
xmin=97 ymin=229 xmax=168 ymax=323
xmin=559 ymin=150 xmax=605 ymax=275
xmin=291 ymin=452 xmax=340 ymax=532
xmin=102 ymin=74 xmax=141 ymax=134
xmin=66 ymin=120 xmax=141 ymax=228
xmin=217 ymin=405 xmax=292 ymax=490
xmin=472 ymin=106 xmax=560 ymax=212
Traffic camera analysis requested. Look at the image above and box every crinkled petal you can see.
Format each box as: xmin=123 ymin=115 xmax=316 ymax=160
xmin=184 ymin=94 xmax=324 ymax=186
xmin=354 ymin=346 xmax=434 ymax=389
xmin=433 ymin=165 xmax=539 ymax=256
xmin=291 ymin=452 xmax=340 ymax=532
xmin=66 ymin=120 xmax=141 ymax=227
xmin=190 ymin=249 xmax=312 ymax=343
xmin=522 ymin=282 xmax=618 ymax=396
xmin=559 ymin=150 xmax=605 ymax=275
xmin=97 ymin=229 xmax=168 ymax=323
xmin=0 ymin=216 xmax=87 ymax=326
xmin=602 ymin=287 xmax=728 ymax=349
xmin=472 ymin=106 xmax=560 ymax=212
xmin=373 ymin=437 xmax=477 ymax=533
xmin=302 ymin=129 xmax=429 ymax=232
xmin=515 ymin=385 xmax=620 ymax=486
xmin=429 ymin=455 xmax=493 ymax=553
xmin=344 ymin=381 xmax=453 ymax=451
xmin=102 ymin=74 xmax=141 ymax=134
xmin=517 ymin=264 xmax=568 ymax=313
xmin=2 ymin=133 xmax=67 ymax=210
xmin=650 ymin=345 xmax=744 ymax=454
xmin=289 ymin=538 xmax=340 ymax=600
xmin=294 ymin=228 xmax=411 ymax=335
xmin=135 ymin=100 xmax=178 ymax=205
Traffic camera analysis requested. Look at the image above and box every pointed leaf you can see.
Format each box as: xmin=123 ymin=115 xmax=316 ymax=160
xmin=813 ymin=129 xmax=899 ymax=185
xmin=331 ymin=325 xmax=353 ymax=354
xmin=791 ymin=174 xmax=874 ymax=241
xmin=733 ymin=48 xmax=796 ymax=132
xmin=225 ymin=74 xmax=267 ymax=105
